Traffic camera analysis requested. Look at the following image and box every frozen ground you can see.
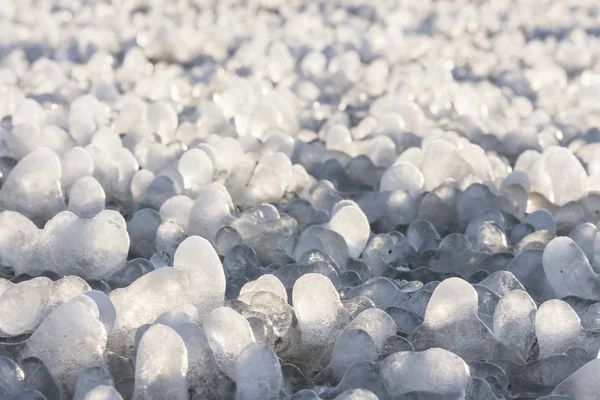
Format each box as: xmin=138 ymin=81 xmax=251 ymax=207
xmin=1 ymin=0 xmax=600 ymax=399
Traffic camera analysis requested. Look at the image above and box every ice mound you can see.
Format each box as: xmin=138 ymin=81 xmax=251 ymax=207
xmin=108 ymin=236 xmax=225 ymax=355
xmin=3 ymin=0 xmax=600 ymax=396
xmin=0 ymin=210 xmax=129 ymax=279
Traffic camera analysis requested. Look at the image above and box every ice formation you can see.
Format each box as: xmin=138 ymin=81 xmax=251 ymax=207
xmin=2 ymin=0 xmax=600 ymax=398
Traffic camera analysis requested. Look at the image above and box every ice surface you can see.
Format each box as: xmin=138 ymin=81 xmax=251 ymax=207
xmin=133 ymin=324 xmax=188 ymax=400
xmin=0 ymin=275 xmax=90 ymax=336
xmin=21 ymin=295 xmax=107 ymax=391
xmin=543 ymin=237 xmax=600 ymax=300
xmin=493 ymin=290 xmax=537 ymax=359
xmin=3 ymin=0 xmax=600 ymax=396
xmin=235 ymin=343 xmax=284 ymax=400
xmin=411 ymin=278 xmax=523 ymax=362
xmin=109 ymin=236 xmax=225 ymax=355
xmin=327 ymin=200 xmax=370 ymax=258
xmin=68 ymin=177 xmax=106 ymax=218
xmin=379 ymin=348 xmax=470 ymax=398
xmin=293 ymin=274 xmax=351 ymax=350
xmin=203 ymin=307 xmax=256 ymax=379
xmin=0 ymin=148 xmax=65 ymax=225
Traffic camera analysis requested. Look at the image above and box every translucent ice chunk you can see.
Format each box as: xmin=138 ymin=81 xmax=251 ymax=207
xmin=543 ymin=237 xmax=600 ymax=300
xmin=536 ymin=300 xmax=582 ymax=358
xmin=411 ymin=278 xmax=523 ymax=362
xmin=552 ymin=358 xmax=600 ymax=399
xmin=158 ymin=195 xmax=193 ymax=234
xmin=109 ymin=236 xmax=225 ymax=355
xmin=0 ymin=275 xmax=90 ymax=336
xmin=188 ymin=183 xmax=236 ymax=244
xmin=85 ymin=290 xmax=116 ymax=335
xmin=0 ymin=148 xmax=65 ymax=224
xmin=73 ymin=366 xmax=113 ymax=400
xmin=568 ymin=222 xmax=598 ymax=264
xmin=478 ymin=271 xmax=526 ymax=297
xmin=239 ymin=275 xmax=287 ymax=301
xmin=19 ymin=357 xmax=66 ymax=400
xmin=540 ymin=147 xmax=589 ymax=206
xmin=493 ymin=290 xmax=537 ymax=359
xmin=83 ymin=386 xmax=123 ymax=400
xmin=203 ymin=307 xmax=256 ymax=379
xmin=133 ymin=324 xmax=188 ymax=400
xmin=22 ymin=295 xmax=107 ymax=391
xmin=422 ymin=139 xmax=473 ymax=191
xmin=43 ymin=211 xmax=130 ymax=279
xmin=333 ymin=388 xmax=378 ymax=400
xmin=379 ymin=348 xmax=470 ymax=398
xmin=68 ymin=176 xmax=106 ymax=218
xmin=293 ymin=274 xmax=351 ymax=349
xmin=0 ymin=356 xmax=25 ymax=399
xmin=525 ymin=209 xmax=557 ymax=234
xmin=344 ymin=308 xmax=396 ymax=352
xmin=235 ymin=343 xmax=284 ymax=400
xmin=327 ymin=200 xmax=370 ymax=258
xmin=508 ymin=249 xmax=556 ymax=302
xmin=379 ymin=162 xmax=424 ymax=195
xmin=127 ymin=209 xmax=161 ymax=259
xmin=177 ymin=148 xmax=214 ymax=198
xmin=316 ymin=329 xmax=377 ymax=384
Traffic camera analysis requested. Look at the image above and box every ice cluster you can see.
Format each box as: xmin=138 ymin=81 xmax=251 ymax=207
xmin=2 ymin=0 xmax=600 ymax=398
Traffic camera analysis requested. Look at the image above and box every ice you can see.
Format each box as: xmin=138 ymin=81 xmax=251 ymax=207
xmin=235 ymin=343 xmax=284 ymax=400
xmin=13 ymin=388 xmax=48 ymax=399
xmin=333 ymin=389 xmax=378 ymax=400
xmin=177 ymin=148 xmax=214 ymax=198
xmin=543 ymin=237 xmax=600 ymax=300
xmin=536 ymin=300 xmax=582 ymax=358
xmin=0 ymin=356 xmax=25 ymax=399
xmin=568 ymin=223 xmax=598 ymax=265
xmin=421 ymin=140 xmax=473 ymax=191
xmin=203 ymin=307 xmax=256 ymax=379
xmin=344 ymin=308 xmax=397 ymax=353
xmin=188 ymin=183 xmax=236 ymax=243
xmin=239 ymin=275 xmax=287 ymax=301
xmin=552 ymin=358 xmax=600 ymax=399
xmin=0 ymin=148 xmax=65 ymax=225
xmin=68 ymin=177 xmax=106 ymax=218
xmin=411 ymin=278 xmax=523 ymax=362
xmin=327 ymin=200 xmax=370 ymax=258
xmin=109 ymin=236 xmax=225 ymax=355
xmin=32 ymin=211 xmax=129 ymax=279
xmin=406 ymin=220 xmax=441 ymax=253
xmin=292 ymin=274 xmax=351 ymax=350
xmin=133 ymin=324 xmax=188 ymax=400
xmin=83 ymin=386 xmax=123 ymax=400
xmin=0 ymin=275 xmax=90 ymax=336
xmin=315 ymin=329 xmax=377 ymax=385
xmin=379 ymin=348 xmax=470 ymax=398
xmin=4 ymin=0 xmax=600 ymax=396
xmin=21 ymin=295 xmax=107 ymax=391
xmin=525 ymin=209 xmax=557 ymax=234
xmin=533 ymin=147 xmax=589 ymax=206
xmin=346 ymin=278 xmax=410 ymax=310
xmin=73 ymin=366 xmax=113 ymax=400
xmin=85 ymin=290 xmax=116 ymax=336
xmin=158 ymin=195 xmax=193 ymax=234
xmin=493 ymin=290 xmax=537 ymax=359
xmin=19 ymin=357 xmax=65 ymax=400
xmin=127 ymin=209 xmax=161 ymax=259
xmin=479 ymin=271 xmax=526 ymax=297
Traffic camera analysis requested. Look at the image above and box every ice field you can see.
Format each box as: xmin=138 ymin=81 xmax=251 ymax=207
xmin=1 ymin=0 xmax=600 ymax=399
